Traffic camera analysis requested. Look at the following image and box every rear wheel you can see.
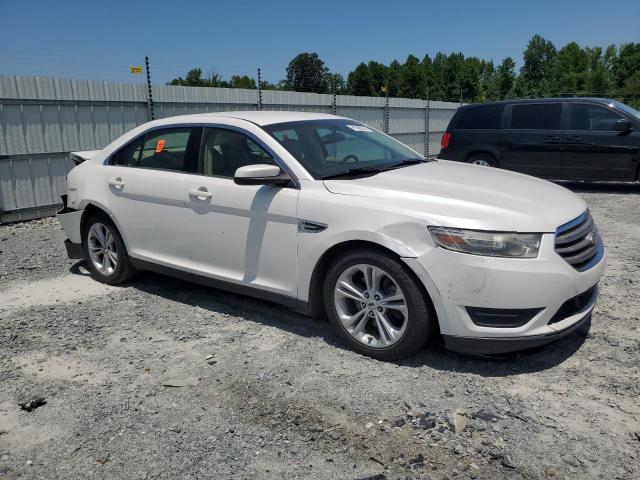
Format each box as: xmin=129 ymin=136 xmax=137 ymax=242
xmin=82 ymin=212 xmax=136 ymax=285
xmin=323 ymin=249 xmax=435 ymax=360
xmin=467 ymin=153 xmax=498 ymax=168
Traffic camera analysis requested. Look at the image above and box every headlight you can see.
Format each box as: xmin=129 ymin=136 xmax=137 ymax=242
xmin=428 ymin=226 xmax=541 ymax=258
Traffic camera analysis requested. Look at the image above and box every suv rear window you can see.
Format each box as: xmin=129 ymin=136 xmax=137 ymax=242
xmin=510 ymin=103 xmax=561 ymax=130
xmin=456 ymin=104 xmax=504 ymax=129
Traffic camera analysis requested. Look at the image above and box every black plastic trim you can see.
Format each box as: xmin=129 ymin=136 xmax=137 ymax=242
xmin=466 ymin=306 xmax=542 ymax=328
xmin=129 ymin=258 xmax=310 ymax=315
xmin=64 ymin=239 xmax=84 ymax=259
xmin=443 ymin=311 xmax=592 ymax=355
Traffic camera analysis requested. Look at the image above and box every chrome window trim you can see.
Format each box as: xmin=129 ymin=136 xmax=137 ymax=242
xmin=104 ymin=122 xmax=301 ymax=189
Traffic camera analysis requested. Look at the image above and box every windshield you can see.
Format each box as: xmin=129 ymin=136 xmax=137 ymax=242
xmin=263 ymin=119 xmax=425 ymax=179
xmin=611 ymin=100 xmax=640 ymax=120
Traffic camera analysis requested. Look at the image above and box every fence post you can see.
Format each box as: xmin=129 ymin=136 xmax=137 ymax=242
xmin=384 ymin=90 xmax=390 ymax=134
xmin=425 ymin=89 xmax=430 ymax=158
xmin=257 ymin=68 xmax=263 ymax=110
xmin=331 ymin=78 xmax=337 ymax=115
xmin=145 ymin=56 xmax=155 ymax=120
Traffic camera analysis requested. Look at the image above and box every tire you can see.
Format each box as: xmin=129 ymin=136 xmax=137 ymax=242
xmin=467 ymin=153 xmax=498 ymax=168
xmin=82 ymin=211 xmax=136 ymax=285
xmin=323 ymin=249 xmax=435 ymax=361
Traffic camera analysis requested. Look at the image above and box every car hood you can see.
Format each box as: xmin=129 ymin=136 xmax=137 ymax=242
xmin=322 ymin=160 xmax=587 ymax=232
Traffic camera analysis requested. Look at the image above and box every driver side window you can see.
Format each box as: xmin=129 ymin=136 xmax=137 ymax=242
xmin=200 ymin=128 xmax=276 ymax=178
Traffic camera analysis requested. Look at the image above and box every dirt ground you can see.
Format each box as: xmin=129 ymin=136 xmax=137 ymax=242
xmin=0 ymin=182 xmax=639 ymax=480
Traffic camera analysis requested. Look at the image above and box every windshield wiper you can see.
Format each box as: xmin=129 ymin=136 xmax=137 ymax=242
xmin=320 ymin=166 xmax=385 ymax=180
xmin=381 ymin=158 xmax=428 ymax=171
xmin=320 ymin=159 xmax=429 ymax=180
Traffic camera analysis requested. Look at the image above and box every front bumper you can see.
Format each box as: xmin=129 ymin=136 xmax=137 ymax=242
xmin=403 ymin=232 xmax=605 ymax=354
xmin=443 ymin=310 xmax=592 ymax=355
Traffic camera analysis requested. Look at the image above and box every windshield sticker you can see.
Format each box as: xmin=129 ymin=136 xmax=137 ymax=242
xmin=155 ymin=139 xmax=166 ymax=153
xmin=346 ymin=124 xmax=373 ymax=132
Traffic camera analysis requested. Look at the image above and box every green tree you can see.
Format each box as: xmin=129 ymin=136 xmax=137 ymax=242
xmin=554 ymin=42 xmax=589 ymax=94
xmin=521 ymin=34 xmax=558 ymax=96
xmin=495 ymin=57 xmax=516 ymax=99
xmin=285 ymin=52 xmax=329 ymax=93
xmin=367 ymin=61 xmax=388 ymax=96
xmin=399 ymin=55 xmax=426 ymax=98
xmin=325 ymin=72 xmax=346 ymax=94
xmin=347 ymin=63 xmax=375 ymax=96
xmin=613 ymin=43 xmax=640 ymax=89
xmin=229 ymin=75 xmax=256 ymax=89
xmin=585 ymin=47 xmax=614 ymax=95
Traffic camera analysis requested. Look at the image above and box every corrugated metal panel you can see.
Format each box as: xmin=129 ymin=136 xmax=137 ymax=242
xmin=0 ymin=74 xmax=460 ymax=221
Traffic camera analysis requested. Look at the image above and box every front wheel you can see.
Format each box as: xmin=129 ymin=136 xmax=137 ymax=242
xmin=82 ymin=212 xmax=136 ymax=285
xmin=323 ymin=249 xmax=435 ymax=360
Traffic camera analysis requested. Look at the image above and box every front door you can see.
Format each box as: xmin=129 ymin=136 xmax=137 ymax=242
xmin=501 ymin=102 xmax=563 ymax=178
xmin=184 ymin=127 xmax=299 ymax=297
xmin=563 ymin=103 xmax=640 ymax=180
xmin=105 ymin=127 xmax=200 ymax=266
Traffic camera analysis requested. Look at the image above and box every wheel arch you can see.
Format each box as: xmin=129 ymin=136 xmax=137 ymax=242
xmin=465 ymin=149 xmax=500 ymax=166
xmin=79 ymin=201 xmax=131 ymax=251
xmin=305 ymin=240 xmax=437 ymax=329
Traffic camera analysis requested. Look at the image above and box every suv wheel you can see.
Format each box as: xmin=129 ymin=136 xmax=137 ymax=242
xmin=323 ymin=249 xmax=435 ymax=360
xmin=82 ymin=212 xmax=136 ymax=285
xmin=468 ymin=154 xmax=497 ymax=167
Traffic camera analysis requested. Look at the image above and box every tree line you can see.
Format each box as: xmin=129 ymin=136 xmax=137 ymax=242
xmin=168 ymin=35 xmax=640 ymax=107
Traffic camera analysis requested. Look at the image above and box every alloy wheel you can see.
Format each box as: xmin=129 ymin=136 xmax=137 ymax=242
xmin=333 ymin=264 xmax=408 ymax=348
xmin=471 ymin=159 xmax=490 ymax=166
xmin=87 ymin=223 xmax=118 ymax=276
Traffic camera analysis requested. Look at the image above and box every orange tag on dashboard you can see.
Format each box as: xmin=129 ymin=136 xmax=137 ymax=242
xmin=155 ymin=139 xmax=165 ymax=153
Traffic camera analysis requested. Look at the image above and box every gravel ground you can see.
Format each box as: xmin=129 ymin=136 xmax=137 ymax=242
xmin=0 ymin=183 xmax=639 ymax=480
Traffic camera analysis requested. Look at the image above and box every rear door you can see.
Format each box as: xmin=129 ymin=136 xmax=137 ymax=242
xmin=563 ymin=102 xmax=640 ymax=180
xmin=105 ymin=127 xmax=200 ymax=266
xmin=502 ymin=102 xmax=563 ymax=178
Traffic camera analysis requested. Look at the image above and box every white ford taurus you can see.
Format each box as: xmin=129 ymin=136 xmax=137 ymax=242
xmin=57 ymin=111 xmax=605 ymax=360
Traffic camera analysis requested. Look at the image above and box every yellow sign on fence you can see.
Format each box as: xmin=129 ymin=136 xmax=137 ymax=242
xmin=130 ymin=66 xmax=143 ymax=74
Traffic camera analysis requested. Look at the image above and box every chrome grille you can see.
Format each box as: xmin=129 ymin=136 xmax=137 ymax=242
xmin=555 ymin=212 xmax=603 ymax=271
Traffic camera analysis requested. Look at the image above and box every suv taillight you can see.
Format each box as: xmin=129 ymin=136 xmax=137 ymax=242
xmin=441 ymin=132 xmax=451 ymax=149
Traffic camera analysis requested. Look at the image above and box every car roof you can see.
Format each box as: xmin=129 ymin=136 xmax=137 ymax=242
xmin=147 ymin=111 xmax=348 ymax=127
xmin=461 ymin=97 xmax=618 ymax=109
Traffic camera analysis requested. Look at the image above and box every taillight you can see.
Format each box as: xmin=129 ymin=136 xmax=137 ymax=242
xmin=441 ymin=132 xmax=451 ymax=149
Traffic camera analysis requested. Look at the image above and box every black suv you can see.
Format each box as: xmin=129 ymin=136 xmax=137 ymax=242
xmin=438 ymin=98 xmax=640 ymax=181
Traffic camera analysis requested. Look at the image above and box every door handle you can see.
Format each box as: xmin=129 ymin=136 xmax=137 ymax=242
xmin=109 ymin=177 xmax=125 ymax=189
xmin=567 ymin=136 xmax=582 ymax=142
xmin=544 ymin=135 xmax=560 ymax=142
xmin=189 ymin=188 xmax=212 ymax=199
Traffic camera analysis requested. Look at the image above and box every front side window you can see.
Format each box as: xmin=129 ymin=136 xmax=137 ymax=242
xmin=263 ymin=120 xmax=424 ymax=179
xmin=510 ymin=103 xmax=561 ymax=130
xmin=111 ymin=127 xmax=195 ymax=171
xmin=570 ymin=104 xmax=624 ymax=131
xmin=201 ymin=128 xmax=276 ymax=178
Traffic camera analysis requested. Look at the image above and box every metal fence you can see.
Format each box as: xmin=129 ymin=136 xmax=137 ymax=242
xmin=0 ymin=75 xmax=460 ymax=222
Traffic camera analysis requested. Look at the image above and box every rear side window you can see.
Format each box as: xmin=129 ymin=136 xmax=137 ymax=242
xmin=456 ymin=104 xmax=504 ymax=129
xmin=570 ymin=104 xmax=623 ymax=131
xmin=111 ymin=138 xmax=143 ymax=166
xmin=510 ymin=104 xmax=561 ymax=130
xmin=139 ymin=129 xmax=192 ymax=171
xmin=111 ymin=128 xmax=196 ymax=171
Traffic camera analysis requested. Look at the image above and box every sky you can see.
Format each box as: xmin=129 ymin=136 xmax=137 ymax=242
xmin=1 ymin=0 xmax=639 ymax=85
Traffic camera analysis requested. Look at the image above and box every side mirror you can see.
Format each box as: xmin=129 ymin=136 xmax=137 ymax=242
xmin=615 ymin=118 xmax=633 ymax=132
xmin=234 ymin=164 xmax=292 ymax=187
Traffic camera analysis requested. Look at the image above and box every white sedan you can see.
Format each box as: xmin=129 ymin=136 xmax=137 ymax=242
xmin=57 ymin=111 xmax=605 ymax=360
